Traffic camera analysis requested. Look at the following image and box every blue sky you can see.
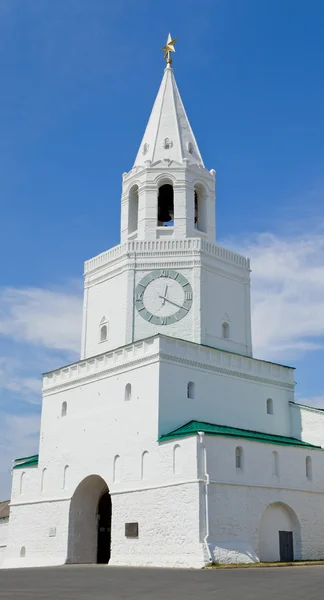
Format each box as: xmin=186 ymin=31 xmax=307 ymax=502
xmin=0 ymin=0 xmax=324 ymax=497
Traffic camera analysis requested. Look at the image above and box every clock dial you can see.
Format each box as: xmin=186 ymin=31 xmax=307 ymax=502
xmin=135 ymin=269 xmax=193 ymax=325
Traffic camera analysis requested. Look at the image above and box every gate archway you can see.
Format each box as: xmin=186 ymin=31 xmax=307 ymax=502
xmin=259 ymin=502 xmax=301 ymax=562
xmin=67 ymin=475 xmax=112 ymax=564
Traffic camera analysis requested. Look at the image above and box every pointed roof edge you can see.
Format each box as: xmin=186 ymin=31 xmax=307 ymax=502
xmin=133 ymin=64 xmax=205 ymax=168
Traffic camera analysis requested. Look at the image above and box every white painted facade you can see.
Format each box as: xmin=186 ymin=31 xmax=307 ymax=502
xmin=2 ymin=57 xmax=324 ymax=569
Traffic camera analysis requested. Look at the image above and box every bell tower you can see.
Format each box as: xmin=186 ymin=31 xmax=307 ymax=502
xmin=81 ymin=36 xmax=252 ymax=360
xmin=120 ymin=37 xmax=216 ymax=244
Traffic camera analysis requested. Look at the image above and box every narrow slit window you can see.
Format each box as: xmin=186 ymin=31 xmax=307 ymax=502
xmin=306 ymin=456 xmax=312 ymax=481
xmin=235 ymin=446 xmax=243 ymax=470
xmin=222 ymin=322 xmax=230 ymax=339
xmin=267 ymin=398 xmax=273 ymax=415
xmin=125 ymin=383 xmax=132 ymax=402
xmin=61 ymin=401 xmax=67 ymax=417
xmin=187 ymin=381 xmax=195 ymax=399
xmin=100 ymin=324 xmax=108 ymax=342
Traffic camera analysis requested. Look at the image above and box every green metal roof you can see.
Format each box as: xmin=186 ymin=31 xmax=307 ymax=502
xmin=159 ymin=420 xmax=322 ymax=449
xmin=13 ymin=454 xmax=39 ymax=470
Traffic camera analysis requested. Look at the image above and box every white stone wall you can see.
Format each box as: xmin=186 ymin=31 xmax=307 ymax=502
xmin=158 ymin=336 xmax=294 ymax=438
xmin=0 ymin=519 xmax=9 ymax=566
xmin=290 ymin=403 xmax=324 ymax=446
xmin=203 ymin=434 xmax=324 ymax=563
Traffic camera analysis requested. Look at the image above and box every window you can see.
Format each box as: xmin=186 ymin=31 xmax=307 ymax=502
xmin=157 ymin=183 xmax=174 ymax=226
xmin=61 ymin=401 xmax=67 ymax=417
xmin=235 ymin=446 xmax=243 ymax=470
xmin=187 ymin=142 xmax=193 ymax=154
xmin=41 ymin=468 xmax=47 ymax=493
xmin=272 ymin=451 xmax=279 ymax=477
xmin=194 ymin=184 xmax=207 ymax=232
xmin=113 ymin=455 xmax=120 ymax=483
xmin=173 ymin=444 xmax=181 ymax=475
xmin=20 ymin=471 xmax=25 ymax=495
xmin=141 ymin=451 xmax=149 ymax=480
xmin=100 ymin=324 xmax=108 ymax=342
xmin=187 ymin=381 xmax=195 ymax=399
xmin=128 ymin=185 xmax=139 ymax=234
xmin=266 ymin=398 xmax=273 ymax=415
xmin=306 ymin=456 xmax=312 ymax=481
xmin=63 ymin=465 xmax=69 ymax=490
xmin=222 ymin=322 xmax=230 ymax=339
xmin=125 ymin=383 xmax=132 ymax=402
xmin=163 ymin=137 xmax=173 ymax=149
xmin=20 ymin=546 xmax=26 ymax=558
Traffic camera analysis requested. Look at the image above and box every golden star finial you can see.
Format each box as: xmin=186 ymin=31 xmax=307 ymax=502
xmin=161 ymin=33 xmax=177 ymax=66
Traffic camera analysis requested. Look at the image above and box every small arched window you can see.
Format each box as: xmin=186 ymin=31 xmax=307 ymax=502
xmin=41 ymin=468 xmax=47 ymax=493
xmin=20 ymin=471 xmax=25 ymax=495
xmin=141 ymin=451 xmax=149 ymax=480
xmin=235 ymin=446 xmax=243 ymax=470
xmin=128 ymin=185 xmax=139 ymax=234
xmin=61 ymin=401 xmax=67 ymax=417
xmin=157 ymin=183 xmax=174 ymax=226
xmin=173 ymin=444 xmax=181 ymax=475
xmin=63 ymin=465 xmax=69 ymax=490
xmin=125 ymin=383 xmax=132 ymax=402
xmin=163 ymin=137 xmax=173 ymax=149
xmin=20 ymin=546 xmax=26 ymax=558
xmin=266 ymin=398 xmax=273 ymax=415
xmin=222 ymin=322 xmax=230 ymax=339
xmin=187 ymin=381 xmax=195 ymax=399
xmin=272 ymin=451 xmax=279 ymax=477
xmin=113 ymin=455 xmax=120 ymax=483
xmin=100 ymin=324 xmax=108 ymax=342
xmin=306 ymin=456 xmax=312 ymax=481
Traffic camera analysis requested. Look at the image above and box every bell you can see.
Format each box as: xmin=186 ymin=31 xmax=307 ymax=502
xmin=158 ymin=207 xmax=172 ymax=223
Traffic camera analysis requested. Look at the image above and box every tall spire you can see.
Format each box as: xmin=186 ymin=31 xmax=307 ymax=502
xmin=133 ymin=35 xmax=204 ymax=168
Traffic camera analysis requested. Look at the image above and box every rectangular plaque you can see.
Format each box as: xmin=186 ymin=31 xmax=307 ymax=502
xmin=125 ymin=522 xmax=139 ymax=538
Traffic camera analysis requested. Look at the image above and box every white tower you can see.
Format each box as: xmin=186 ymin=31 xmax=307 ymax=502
xmin=81 ymin=39 xmax=252 ymax=359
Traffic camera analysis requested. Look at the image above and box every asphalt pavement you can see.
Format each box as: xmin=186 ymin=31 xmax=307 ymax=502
xmin=1 ymin=565 xmax=324 ymax=600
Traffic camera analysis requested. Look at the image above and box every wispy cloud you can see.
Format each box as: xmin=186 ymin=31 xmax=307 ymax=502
xmin=229 ymin=231 xmax=324 ymax=362
xmin=0 ymin=284 xmax=82 ymax=355
xmin=0 ymin=282 xmax=82 ymax=498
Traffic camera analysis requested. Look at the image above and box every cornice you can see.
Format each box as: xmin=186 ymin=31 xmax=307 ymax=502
xmin=159 ymin=353 xmax=294 ymax=390
xmin=43 ymin=352 xmax=161 ymax=396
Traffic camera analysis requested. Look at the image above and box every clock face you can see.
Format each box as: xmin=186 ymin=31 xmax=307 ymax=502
xmin=135 ymin=269 xmax=193 ymax=326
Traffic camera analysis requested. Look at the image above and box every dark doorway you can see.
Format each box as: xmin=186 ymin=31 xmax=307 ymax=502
xmin=279 ymin=531 xmax=294 ymax=562
xmin=97 ymin=491 xmax=112 ymax=564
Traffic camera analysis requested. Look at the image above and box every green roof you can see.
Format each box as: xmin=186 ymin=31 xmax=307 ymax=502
xmin=159 ymin=420 xmax=322 ymax=449
xmin=13 ymin=454 xmax=39 ymax=470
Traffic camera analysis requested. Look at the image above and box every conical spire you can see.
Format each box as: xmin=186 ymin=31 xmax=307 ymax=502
xmin=133 ymin=63 xmax=204 ymax=168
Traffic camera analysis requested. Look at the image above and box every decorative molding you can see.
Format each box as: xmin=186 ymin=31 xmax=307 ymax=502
xmin=159 ymin=353 xmax=294 ymax=390
xmin=84 ymin=239 xmax=249 ymax=276
xmin=43 ymin=335 xmax=293 ymax=395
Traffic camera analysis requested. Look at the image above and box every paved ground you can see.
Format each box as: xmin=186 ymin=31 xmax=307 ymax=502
xmin=1 ymin=565 xmax=324 ymax=600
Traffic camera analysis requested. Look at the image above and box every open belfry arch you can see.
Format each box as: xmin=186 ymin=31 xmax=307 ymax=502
xmin=2 ymin=35 xmax=324 ymax=570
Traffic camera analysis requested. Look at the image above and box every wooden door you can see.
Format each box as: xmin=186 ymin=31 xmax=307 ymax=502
xmin=279 ymin=530 xmax=294 ymax=562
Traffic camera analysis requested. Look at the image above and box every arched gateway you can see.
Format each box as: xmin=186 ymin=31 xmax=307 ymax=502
xmin=67 ymin=475 xmax=112 ymax=564
xmin=259 ymin=502 xmax=301 ymax=562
